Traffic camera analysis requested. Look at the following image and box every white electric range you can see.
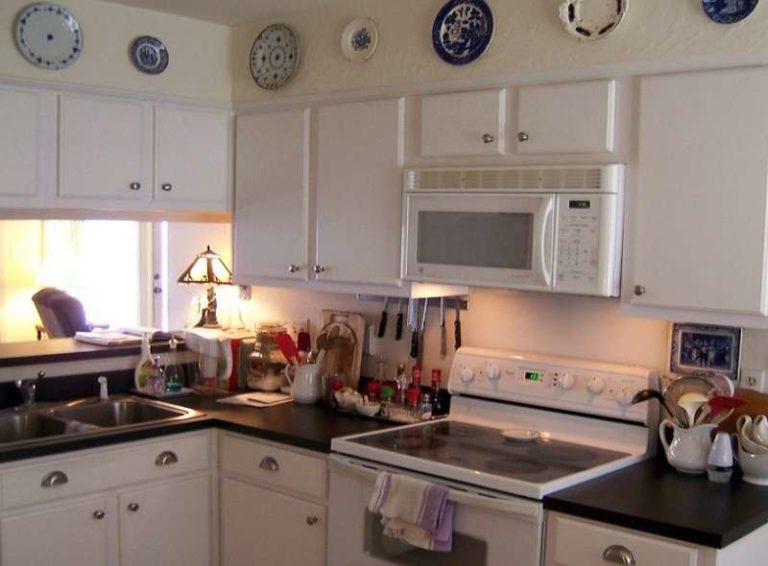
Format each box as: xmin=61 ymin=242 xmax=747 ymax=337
xmin=328 ymin=347 xmax=659 ymax=566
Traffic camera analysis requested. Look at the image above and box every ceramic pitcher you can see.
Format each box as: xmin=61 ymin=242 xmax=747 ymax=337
xmin=285 ymin=363 xmax=321 ymax=404
xmin=659 ymin=419 xmax=717 ymax=474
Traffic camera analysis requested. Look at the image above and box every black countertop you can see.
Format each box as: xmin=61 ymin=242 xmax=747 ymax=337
xmin=0 ymin=338 xmax=179 ymax=368
xmin=544 ymin=456 xmax=768 ymax=549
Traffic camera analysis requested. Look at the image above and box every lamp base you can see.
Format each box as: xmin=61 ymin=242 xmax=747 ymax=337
xmin=195 ymin=286 xmax=221 ymax=329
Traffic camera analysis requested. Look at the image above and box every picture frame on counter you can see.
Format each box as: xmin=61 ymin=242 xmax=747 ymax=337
xmin=669 ymin=322 xmax=741 ymax=381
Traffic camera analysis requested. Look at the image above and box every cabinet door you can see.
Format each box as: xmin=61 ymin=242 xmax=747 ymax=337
xmin=516 ymin=80 xmax=615 ymax=154
xmin=316 ymin=98 xmax=405 ymax=285
xmin=234 ymin=109 xmax=309 ymax=281
xmin=221 ymin=478 xmax=325 ymax=566
xmin=421 ymin=89 xmax=505 ymax=157
xmin=0 ymin=86 xmax=55 ymax=199
xmin=631 ymin=69 xmax=768 ymax=315
xmin=155 ymin=105 xmax=230 ymax=209
xmin=119 ymin=475 xmax=212 ymax=566
xmin=0 ymin=495 xmax=112 ymax=566
xmin=60 ymin=94 xmax=152 ymax=201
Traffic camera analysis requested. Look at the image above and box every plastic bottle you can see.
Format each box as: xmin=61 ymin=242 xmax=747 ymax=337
xmin=134 ymin=334 xmax=153 ymax=392
xmin=148 ymin=356 xmax=167 ymax=396
xmin=394 ymin=363 xmax=408 ymax=405
xmin=164 ymin=337 xmax=184 ymax=393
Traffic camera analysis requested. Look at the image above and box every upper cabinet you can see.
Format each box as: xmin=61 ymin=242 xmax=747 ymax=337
xmin=516 ymin=80 xmax=616 ymax=154
xmin=420 ymin=89 xmax=506 ymax=157
xmin=234 ymin=109 xmax=309 ymax=282
xmin=628 ymin=68 xmax=768 ymax=322
xmin=315 ymin=98 xmax=406 ymax=286
xmin=154 ymin=105 xmax=231 ymax=209
xmin=59 ymin=94 xmax=153 ymax=203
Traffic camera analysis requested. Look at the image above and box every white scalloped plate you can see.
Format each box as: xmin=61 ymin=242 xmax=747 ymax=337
xmin=559 ymin=0 xmax=627 ymax=41
xmin=341 ymin=18 xmax=379 ymax=63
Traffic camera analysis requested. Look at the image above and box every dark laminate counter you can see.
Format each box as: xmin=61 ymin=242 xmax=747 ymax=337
xmin=544 ymin=456 xmax=768 ymax=549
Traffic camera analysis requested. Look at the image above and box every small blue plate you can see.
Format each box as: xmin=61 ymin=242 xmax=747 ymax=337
xmin=130 ymin=35 xmax=169 ymax=75
xmin=702 ymin=0 xmax=759 ymax=24
xmin=432 ymin=0 xmax=494 ymax=66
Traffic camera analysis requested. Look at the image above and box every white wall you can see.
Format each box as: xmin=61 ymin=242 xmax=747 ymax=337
xmin=0 ymin=0 xmax=232 ymax=102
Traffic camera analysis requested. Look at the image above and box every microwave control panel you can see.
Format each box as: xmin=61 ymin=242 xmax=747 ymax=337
xmin=554 ymin=194 xmax=621 ymax=297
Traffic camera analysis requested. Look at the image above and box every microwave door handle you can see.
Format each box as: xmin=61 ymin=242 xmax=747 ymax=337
xmin=539 ymin=199 xmax=555 ymax=287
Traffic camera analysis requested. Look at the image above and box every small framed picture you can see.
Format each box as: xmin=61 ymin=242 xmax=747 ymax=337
xmin=669 ymin=323 xmax=741 ymax=381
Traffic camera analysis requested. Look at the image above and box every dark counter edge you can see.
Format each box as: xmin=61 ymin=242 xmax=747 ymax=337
xmin=0 ymin=339 xmax=182 ymax=368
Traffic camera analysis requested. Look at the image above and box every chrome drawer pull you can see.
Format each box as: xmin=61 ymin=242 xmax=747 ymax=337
xmin=93 ymin=510 xmax=106 ymax=520
xmin=41 ymin=470 xmax=69 ymax=488
xmin=129 ymin=182 xmax=141 ymax=191
xmin=128 ymin=502 xmax=140 ymax=512
xmin=259 ymin=456 xmax=280 ymax=472
xmin=603 ymin=545 xmax=636 ymax=565
xmin=306 ymin=516 xmax=319 ymax=526
xmin=482 ymin=133 xmax=495 ymax=144
xmin=161 ymin=183 xmax=173 ymax=192
xmin=155 ymin=450 xmax=179 ymax=467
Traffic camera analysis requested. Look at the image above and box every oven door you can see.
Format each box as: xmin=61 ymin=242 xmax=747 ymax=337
xmin=328 ymin=455 xmax=543 ymax=566
xmin=403 ymin=193 xmax=555 ymax=291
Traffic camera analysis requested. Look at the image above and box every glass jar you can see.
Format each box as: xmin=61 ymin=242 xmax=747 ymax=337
xmin=247 ymin=323 xmax=289 ymax=391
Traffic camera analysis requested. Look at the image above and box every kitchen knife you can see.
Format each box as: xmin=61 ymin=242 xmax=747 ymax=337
xmin=440 ymin=297 xmax=447 ymax=358
xmin=454 ymin=297 xmax=462 ymax=350
xmin=395 ymin=298 xmax=404 ymax=341
xmin=418 ymin=298 xmax=429 ymax=364
xmin=408 ymin=299 xmax=419 ymax=359
xmin=377 ymin=297 xmax=389 ymax=338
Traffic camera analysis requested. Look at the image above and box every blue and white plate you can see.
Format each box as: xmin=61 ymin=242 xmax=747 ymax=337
xmin=702 ymin=0 xmax=759 ymax=24
xmin=130 ymin=36 xmax=169 ymax=75
xmin=250 ymin=24 xmax=300 ymax=90
xmin=341 ymin=18 xmax=379 ymax=63
xmin=432 ymin=0 xmax=494 ymax=66
xmin=15 ymin=2 xmax=82 ymax=70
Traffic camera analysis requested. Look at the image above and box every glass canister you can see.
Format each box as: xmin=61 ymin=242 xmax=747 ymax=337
xmin=247 ymin=323 xmax=289 ymax=391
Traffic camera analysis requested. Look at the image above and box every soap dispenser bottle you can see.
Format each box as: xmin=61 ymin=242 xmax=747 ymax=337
xmin=134 ymin=334 xmax=153 ymax=392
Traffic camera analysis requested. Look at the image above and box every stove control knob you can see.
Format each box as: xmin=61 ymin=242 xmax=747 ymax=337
xmin=460 ymin=367 xmax=475 ymax=384
xmin=616 ymin=388 xmax=634 ymax=407
xmin=587 ymin=377 xmax=605 ymax=396
xmin=559 ymin=373 xmax=575 ymax=390
xmin=486 ymin=365 xmax=501 ymax=381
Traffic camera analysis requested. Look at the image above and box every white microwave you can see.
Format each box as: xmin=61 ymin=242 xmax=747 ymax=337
xmin=403 ymin=165 xmax=625 ymax=297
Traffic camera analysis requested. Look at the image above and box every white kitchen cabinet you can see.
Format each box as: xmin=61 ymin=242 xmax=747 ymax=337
xmin=59 ymin=93 xmax=152 ymax=202
xmin=155 ymin=105 xmax=231 ymax=210
xmin=629 ymin=68 xmax=768 ymax=318
xmin=315 ymin=98 xmax=405 ymax=286
xmin=0 ymin=86 xmax=56 ymax=200
xmin=221 ymin=477 xmax=326 ymax=566
xmin=420 ymin=89 xmax=506 ymax=157
xmin=234 ymin=109 xmax=309 ymax=281
xmin=119 ymin=474 xmax=212 ymax=566
xmin=516 ymin=80 xmax=615 ymax=154
xmin=0 ymin=495 xmax=113 ymax=566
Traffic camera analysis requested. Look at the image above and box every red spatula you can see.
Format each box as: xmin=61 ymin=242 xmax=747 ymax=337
xmin=708 ymin=396 xmax=747 ymax=417
xmin=277 ymin=333 xmax=300 ymax=366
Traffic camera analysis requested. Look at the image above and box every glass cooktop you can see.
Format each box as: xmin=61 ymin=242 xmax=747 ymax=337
xmin=349 ymin=421 xmax=630 ymax=485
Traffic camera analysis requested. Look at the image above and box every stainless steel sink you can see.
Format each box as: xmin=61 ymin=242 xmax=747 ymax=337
xmin=0 ymin=413 xmax=70 ymax=444
xmin=51 ymin=397 xmax=193 ymax=428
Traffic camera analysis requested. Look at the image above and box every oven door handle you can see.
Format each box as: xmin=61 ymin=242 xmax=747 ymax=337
xmin=330 ymin=455 xmax=543 ymax=522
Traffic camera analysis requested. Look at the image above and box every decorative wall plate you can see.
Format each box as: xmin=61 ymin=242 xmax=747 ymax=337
xmin=15 ymin=2 xmax=82 ymax=70
xmin=250 ymin=24 xmax=300 ymax=90
xmin=130 ymin=36 xmax=169 ymax=75
xmin=432 ymin=0 xmax=494 ymax=66
xmin=341 ymin=18 xmax=379 ymax=63
xmin=559 ymin=0 xmax=627 ymax=41
xmin=702 ymin=0 xmax=759 ymax=24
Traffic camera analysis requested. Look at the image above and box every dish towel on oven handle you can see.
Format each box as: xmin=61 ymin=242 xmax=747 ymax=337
xmin=368 ymin=472 xmax=454 ymax=552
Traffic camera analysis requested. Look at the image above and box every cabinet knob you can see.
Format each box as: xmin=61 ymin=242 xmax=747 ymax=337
xmin=93 ymin=510 xmax=106 ymax=520
xmin=161 ymin=183 xmax=173 ymax=192
xmin=259 ymin=456 xmax=280 ymax=472
xmin=127 ymin=503 xmax=140 ymax=512
xmin=517 ymin=131 xmax=530 ymax=143
xmin=602 ymin=545 xmax=636 ymax=565
xmin=154 ymin=450 xmax=179 ymax=467
xmin=313 ymin=264 xmax=327 ymax=274
xmin=481 ymin=133 xmax=495 ymax=144
xmin=306 ymin=516 xmax=319 ymax=526
xmin=288 ymin=264 xmax=301 ymax=274
xmin=41 ymin=470 xmax=68 ymax=488
xmin=633 ymin=285 xmax=646 ymax=297
xmin=129 ymin=182 xmax=141 ymax=191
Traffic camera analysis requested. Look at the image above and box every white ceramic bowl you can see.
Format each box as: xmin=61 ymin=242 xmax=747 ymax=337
xmin=738 ymin=445 xmax=768 ymax=485
xmin=355 ymin=402 xmax=381 ymax=417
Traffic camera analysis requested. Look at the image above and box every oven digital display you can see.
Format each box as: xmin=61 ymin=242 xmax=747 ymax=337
xmin=569 ymin=200 xmax=591 ymax=210
xmin=524 ymin=371 xmax=544 ymax=382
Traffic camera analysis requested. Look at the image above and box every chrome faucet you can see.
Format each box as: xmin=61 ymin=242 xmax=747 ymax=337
xmin=15 ymin=371 xmax=45 ymax=406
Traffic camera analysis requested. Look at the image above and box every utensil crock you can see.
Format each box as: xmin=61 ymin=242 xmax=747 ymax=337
xmin=659 ymin=419 xmax=717 ymax=474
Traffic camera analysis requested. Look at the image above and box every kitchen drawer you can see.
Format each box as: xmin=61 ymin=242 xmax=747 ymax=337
xmin=1 ymin=432 xmax=210 ymax=509
xmin=221 ymin=433 xmax=327 ymax=500
xmin=545 ymin=513 xmax=699 ymax=566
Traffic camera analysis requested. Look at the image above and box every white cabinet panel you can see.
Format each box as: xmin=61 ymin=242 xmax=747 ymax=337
xmin=119 ymin=475 xmax=212 ymax=566
xmin=155 ymin=105 xmax=230 ymax=208
xmin=234 ymin=109 xmax=309 ymax=281
xmin=221 ymin=478 xmax=325 ymax=566
xmin=421 ymin=89 xmax=506 ymax=157
xmin=0 ymin=87 xmax=55 ymax=199
xmin=316 ymin=98 xmax=405 ymax=285
xmin=59 ymin=94 xmax=152 ymax=201
xmin=631 ymin=69 xmax=768 ymax=316
xmin=516 ymin=80 xmax=615 ymax=154
xmin=1 ymin=495 xmax=112 ymax=566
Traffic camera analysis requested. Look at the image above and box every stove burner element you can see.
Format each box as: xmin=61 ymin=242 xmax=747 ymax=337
xmin=486 ymin=457 xmax=547 ymax=476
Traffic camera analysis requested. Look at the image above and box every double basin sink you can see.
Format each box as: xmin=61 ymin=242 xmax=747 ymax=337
xmin=0 ymin=396 xmax=203 ymax=447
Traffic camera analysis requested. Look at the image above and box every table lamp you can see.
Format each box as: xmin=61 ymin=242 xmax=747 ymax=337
xmin=177 ymin=245 xmax=233 ymax=328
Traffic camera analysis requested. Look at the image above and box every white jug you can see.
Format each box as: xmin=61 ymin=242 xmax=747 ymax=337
xmin=659 ymin=419 xmax=717 ymax=474
xmin=184 ymin=328 xmax=233 ymax=391
xmin=285 ymin=364 xmax=321 ymax=404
